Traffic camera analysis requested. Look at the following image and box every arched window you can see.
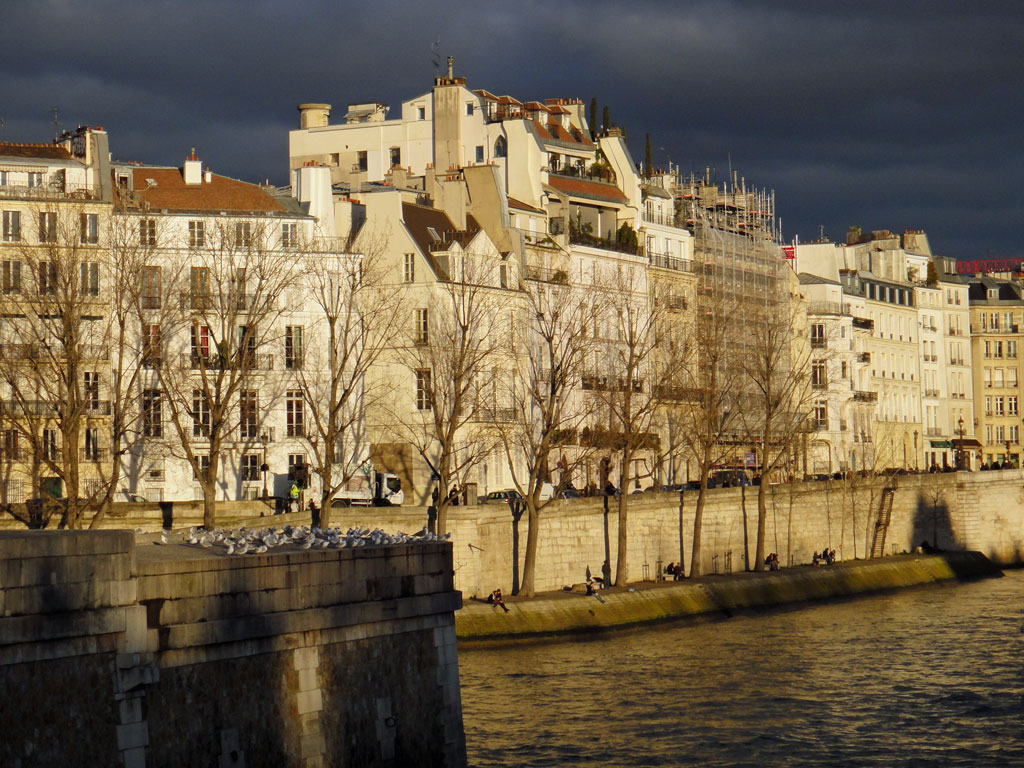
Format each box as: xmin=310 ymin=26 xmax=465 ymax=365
xmin=494 ymin=136 xmax=507 ymax=158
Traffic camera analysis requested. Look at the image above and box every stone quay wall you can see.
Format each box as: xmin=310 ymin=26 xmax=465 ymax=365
xmin=0 ymin=531 xmax=467 ymax=768
xmin=320 ymin=470 xmax=1024 ymax=598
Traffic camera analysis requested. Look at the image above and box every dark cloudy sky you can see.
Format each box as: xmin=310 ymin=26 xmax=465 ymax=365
xmin=2 ymin=0 xmax=1020 ymax=261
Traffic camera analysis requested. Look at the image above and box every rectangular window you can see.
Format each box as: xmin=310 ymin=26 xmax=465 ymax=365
xmin=812 ymin=401 xmax=828 ymax=430
xmin=234 ymin=222 xmax=252 ymax=247
xmin=239 ymin=390 xmax=258 ymax=440
xmin=39 ymin=212 xmax=57 ymax=243
xmin=193 ymin=455 xmax=211 ymax=482
xmin=996 ymin=425 xmax=1005 ymax=444
xmin=80 ymin=213 xmax=98 ymax=244
xmin=241 ymin=454 xmax=261 ymax=482
xmin=285 ymin=326 xmax=303 ymax=370
xmin=288 ymin=454 xmax=307 ymax=483
xmin=27 ymin=172 xmax=42 ymax=188
xmin=192 ymin=389 xmax=210 ymax=438
xmin=3 ymin=210 xmax=21 ymax=242
xmin=811 ymin=361 xmax=827 ymax=389
xmin=985 ymin=396 xmax=992 ymax=416
xmin=84 ymin=372 xmax=100 ymax=410
xmin=42 ymin=428 xmax=59 ymax=462
xmin=140 ymin=219 xmax=156 ymax=246
xmin=390 ymin=147 xmax=401 ymax=168
xmin=995 ymin=341 xmax=1003 ymax=358
xmin=2 ymin=430 xmax=18 ymax=461
xmin=38 ymin=261 xmax=56 ymax=295
xmin=1010 ymin=368 xmax=1019 ymax=388
xmin=190 ymin=266 xmax=209 ymax=308
xmin=415 ymin=369 xmax=432 ymax=410
xmin=142 ymin=324 xmax=162 ymax=368
xmin=2 ymin=260 xmax=22 ymax=294
xmin=403 ymin=253 xmax=415 ymax=283
xmin=995 ymin=368 xmax=1005 ymax=388
xmin=499 ymin=262 xmax=509 ymax=289
xmin=84 ymin=428 xmax=100 ymax=461
xmin=286 ymin=390 xmax=304 ymax=437
xmin=237 ymin=324 xmax=256 ymax=365
xmin=466 ymin=103 xmax=474 ymax=116
xmin=1009 ymin=396 xmax=1019 ymax=416
xmin=142 ymin=389 xmax=162 ymax=438
xmin=357 ymin=151 xmax=368 ymax=172
xmin=1009 ymin=340 xmax=1018 ymax=359
xmin=414 ymin=308 xmax=429 ymax=345
xmin=188 ymin=220 xmax=205 ymax=248
xmin=810 ymin=324 xmax=825 ymax=348
xmin=80 ymin=262 xmax=99 ymax=296
xmin=281 ymin=223 xmax=297 ymax=250
xmin=191 ymin=324 xmax=212 ymax=363
xmin=141 ymin=265 xmax=161 ymax=309
xmin=475 ymin=145 xmax=484 ymax=163
xmin=995 ymin=396 xmax=1005 ymax=416
xmin=417 ymin=106 xmax=425 ymax=120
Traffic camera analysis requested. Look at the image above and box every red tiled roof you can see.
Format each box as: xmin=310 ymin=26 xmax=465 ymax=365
xmin=533 ymin=120 xmax=592 ymax=146
xmin=0 ymin=143 xmax=74 ymax=161
xmin=548 ymin=175 xmax=628 ymax=204
xmin=473 ymin=89 xmax=499 ymax=101
xmin=497 ymin=95 xmax=523 ymax=106
xmin=123 ymin=167 xmax=286 ymax=213
xmin=401 ymin=203 xmax=482 ymax=273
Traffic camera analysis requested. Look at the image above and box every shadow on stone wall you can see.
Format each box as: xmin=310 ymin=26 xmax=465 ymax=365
xmin=912 ymin=491 xmax=959 ymax=553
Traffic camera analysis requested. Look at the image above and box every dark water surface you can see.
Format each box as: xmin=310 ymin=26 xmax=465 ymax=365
xmin=459 ymin=570 xmax=1024 ymax=767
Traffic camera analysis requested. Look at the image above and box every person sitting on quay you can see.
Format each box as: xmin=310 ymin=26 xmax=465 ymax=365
xmin=672 ymin=563 xmax=684 ymax=580
xmin=765 ymin=552 xmax=780 ymax=571
xmin=487 ymin=587 xmax=509 ymax=613
xmin=813 ymin=552 xmax=821 ymax=566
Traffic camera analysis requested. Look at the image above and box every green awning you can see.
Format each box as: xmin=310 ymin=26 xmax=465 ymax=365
xmin=930 ymin=440 xmax=952 ymax=448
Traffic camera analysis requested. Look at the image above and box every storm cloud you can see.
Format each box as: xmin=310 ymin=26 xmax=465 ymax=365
xmin=2 ymin=0 xmax=1019 ymax=260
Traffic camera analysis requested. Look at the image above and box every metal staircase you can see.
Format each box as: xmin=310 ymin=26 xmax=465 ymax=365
xmin=870 ymin=484 xmax=896 ymax=558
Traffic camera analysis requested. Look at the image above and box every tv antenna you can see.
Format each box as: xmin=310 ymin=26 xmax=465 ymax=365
xmin=431 ymin=37 xmax=441 ymax=75
xmin=51 ymin=107 xmax=61 ymax=140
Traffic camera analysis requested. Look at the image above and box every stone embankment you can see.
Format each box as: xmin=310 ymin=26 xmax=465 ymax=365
xmin=0 ymin=530 xmax=467 ymax=767
xmin=456 ymin=552 xmax=1002 ymax=648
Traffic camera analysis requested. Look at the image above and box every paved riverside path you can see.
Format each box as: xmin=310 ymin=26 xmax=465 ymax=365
xmin=455 ymin=551 xmax=1002 ymax=647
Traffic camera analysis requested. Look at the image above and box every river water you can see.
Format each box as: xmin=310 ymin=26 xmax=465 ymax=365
xmin=459 ymin=569 xmax=1024 ymax=767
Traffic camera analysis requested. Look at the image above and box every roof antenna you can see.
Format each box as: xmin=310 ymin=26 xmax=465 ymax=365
xmin=0 ymin=118 xmax=5 ymax=141
xmin=51 ymin=107 xmax=61 ymax=140
xmin=431 ymin=37 xmax=441 ymax=76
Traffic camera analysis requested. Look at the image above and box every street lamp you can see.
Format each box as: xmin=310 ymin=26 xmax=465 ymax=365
xmin=260 ymin=431 xmax=269 ymax=499
xmin=957 ymin=416 xmax=965 ymax=470
xmin=913 ymin=430 xmax=919 ymax=472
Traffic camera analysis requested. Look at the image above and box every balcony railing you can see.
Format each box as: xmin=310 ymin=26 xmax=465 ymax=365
xmin=852 ymin=317 xmax=874 ymax=331
xmin=0 ymin=181 xmax=100 ymax=201
xmin=180 ymin=353 xmax=274 ymax=370
xmin=926 ymin=428 xmax=943 ymax=436
xmin=569 ymin=228 xmax=642 ymax=257
xmin=807 ymin=301 xmax=850 ymax=317
xmin=641 ymin=210 xmax=689 ymax=230
xmin=811 ymin=381 xmax=828 ymax=390
xmin=523 ymin=264 xmax=570 ymax=284
xmin=0 ymin=343 xmax=108 ymax=361
xmin=924 ymin=389 xmax=940 ymax=398
xmin=81 ymin=448 xmax=108 ymax=463
xmin=648 ymin=253 xmax=694 ymax=273
xmin=858 ymin=352 xmax=871 ymax=363
xmin=853 ymin=390 xmax=878 ymax=402
xmin=810 ymin=339 xmax=826 ymax=349
xmin=470 ymin=407 xmax=516 ymax=423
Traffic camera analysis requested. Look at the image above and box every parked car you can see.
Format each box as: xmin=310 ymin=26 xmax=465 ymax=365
xmin=482 ymin=489 xmax=522 ymax=505
xmin=559 ymin=488 xmax=581 ymax=499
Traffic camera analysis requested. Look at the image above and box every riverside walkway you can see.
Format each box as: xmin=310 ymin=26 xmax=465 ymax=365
xmin=456 ymin=551 xmax=1002 ymax=647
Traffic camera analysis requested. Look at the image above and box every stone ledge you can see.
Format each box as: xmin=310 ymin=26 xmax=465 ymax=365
xmin=456 ymin=552 xmax=1001 ymax=647
xmin=161 ymin=591 xmax=463 ymax=650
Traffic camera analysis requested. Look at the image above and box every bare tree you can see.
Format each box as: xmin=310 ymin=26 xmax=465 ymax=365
xmin=591 ymin=264 xmax=682 ymax=586
xmin=662 ymin=292 xmax=744 ymax=577
xmin=388 ymin=246 xmax=513 ymax=534
xmin=150 ymin=220 xmax=297 ymax=529
xmin=741 ymin=280 xmax=812 ymax=571
xmin=497 ymin=273 xmax=599 ymax=596
xmin=296 ymin=235 xmax=405 ymax=528
xmin=0 ymin=204 xmax=112 ymax=528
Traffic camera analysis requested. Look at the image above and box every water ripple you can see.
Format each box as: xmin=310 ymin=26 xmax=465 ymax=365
xmin=461 ymin=570 xmax=1024 ymax=767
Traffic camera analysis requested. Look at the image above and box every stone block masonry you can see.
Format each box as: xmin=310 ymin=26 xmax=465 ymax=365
xmin=0 ymin=531 xmax=467 ymax=767
xmin=323 ymin=471 xmax=1024 ymax=597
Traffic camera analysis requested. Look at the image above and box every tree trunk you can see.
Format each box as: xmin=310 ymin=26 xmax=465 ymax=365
xmin=754 ymin=479 xmax=768 ymax=571
xmin=519 ymin=501 xmax=539 ymax=597
xmin=689 ymin=483 xmax=707 ymax=578
xmin=202 ymin=479 xmax=217 ymax=530
xmin=614 ymin=461 xmax=631 ymax=586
